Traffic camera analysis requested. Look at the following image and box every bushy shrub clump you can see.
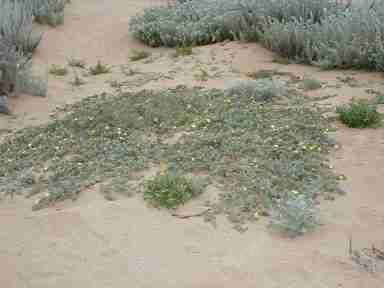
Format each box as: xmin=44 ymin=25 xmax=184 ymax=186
xmin=270 ymin=195 xmax=319 ymax=237
xmin=337 ymin=100 xmax=381 ymax=128
xmin=0 ymin=0 xmax=65 ymax=113
xmin=129 ymin=0 xmax=344 ymax=47
xmin=32 ymin=0 xmax=69 ymax=27
xmin=144 ymin=173 xmax=203 ymax=209
xmin=262 ymin=1 xmax=384 ymax=70
xmin=131 ymin=0 xmax=384 ymax=71
xmin=0 ymin=0 xmax=42 ymax=55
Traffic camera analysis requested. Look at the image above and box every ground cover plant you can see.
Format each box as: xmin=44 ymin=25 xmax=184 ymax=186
xmin=0 ymin=82 xmax=340 ymax=231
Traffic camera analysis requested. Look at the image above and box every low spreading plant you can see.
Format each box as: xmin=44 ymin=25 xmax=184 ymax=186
xmin=0 ymin=85 xmax=338 ymax=232
xmin=337 ymin=100 xmax=381 ymax=128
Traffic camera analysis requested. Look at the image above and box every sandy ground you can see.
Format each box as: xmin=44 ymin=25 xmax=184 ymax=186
xmin=1 ymin=0 xmax=384 ymax=287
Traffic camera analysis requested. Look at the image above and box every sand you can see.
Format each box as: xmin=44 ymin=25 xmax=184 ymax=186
xmin=0 ymin=1 xmax=384 ymax=287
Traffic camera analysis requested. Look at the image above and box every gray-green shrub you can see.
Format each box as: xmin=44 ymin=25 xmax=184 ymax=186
xmin=0 ymin=0 xmax=42 ymax=54
xmin=129 ymin=0 xmax=344 ymax=47
xmin=33 ymin=0 xmax=68 ymax=27
xmin=261 ymin=1 xmax=384 ymax=70
xmin=270 ymin=195 xmax=320 ymax=237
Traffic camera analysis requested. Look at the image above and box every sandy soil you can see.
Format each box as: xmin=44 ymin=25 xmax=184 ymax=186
xmin=1 ymin=1 xmax=384 ymax=287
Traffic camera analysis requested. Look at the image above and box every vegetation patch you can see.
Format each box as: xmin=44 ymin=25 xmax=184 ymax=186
xmin=174 ymin=45 xmax=193 ymax=57
xmin=269 ymin=195 xmax=319 ymax=237
xmin=373 ymin=94 xmax=384 ymax=105
xmin=16 ymin=64 xmax=48 ymax=97
xmin=33 ymin=0 xmax=69 ymax=27
xmin=89 ymin=60 xmax=111 ymax=75
xmin=49 ymin=64 xmax=68 ymax=76
xmin=144 ymin=173 xmax=203 ymax=209
xmin=0 ymin=85 xmax=339 ymax=231
xmin=131 ymin=0 xmax=384 ymax=72
xmin=129 ymin=49 xmax=151 ymax=62
xmin=337 ymin=100 xmax=381 ymax=128
xmin=67 ymin=57 xmax=87 ymax=69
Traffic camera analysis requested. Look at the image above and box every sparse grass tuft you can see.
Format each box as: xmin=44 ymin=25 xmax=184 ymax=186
xmin=49 ymin=64 xmax=68 ymax=76
xmin=129 ymin=49 xmax=151 ymax=61
xmin=67 ymin=57 xmax=86 ymax=69
xmin=144 ymin=173 xmax=202 ymax=209
xmin=337 ymin=100 xmax=381 ymax=128
xmin=89 ymin=60 xmax=111 ymax=75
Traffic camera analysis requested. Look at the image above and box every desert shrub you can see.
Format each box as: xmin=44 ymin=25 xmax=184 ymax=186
xmin=270 ymin=195 xmax=319 ymax=237
xmin=32 ymin=0 xmax=68 ymax=27
xmin=336 ymin=100 xmax=381 ymax=128
xmin=16 ymin=62 xmax=48 ymax=97
xmin=0 ymin=0 xmax=42 ymax=55
xmin=261 ymin=1 xmax=384 ymax=71
xmin=129 ymin=0 xmax=344 ymax=47
xmin=144 ymin=173 xmax=203 ymax=209
xmin=373 ymin=94 xmax=384 ymax=104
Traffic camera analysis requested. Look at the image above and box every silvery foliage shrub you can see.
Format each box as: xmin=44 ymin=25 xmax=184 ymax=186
xmin=262 ymin=0 xmax=384 ymax=70
xmin=270 ymin=195 xmax=320 ymax=237
xmin=129 ymin=0 xmax=244 ymax=47
xmin=129 ymin=0 xmax=343 ymax=47
xmin=225 ymin=79 xmax=285 ymax=102
xmin=0 ymin=0 xmax=42 ymax=54
xmin=32 ymin=0 xmax=68 ymax=27
xmin=16 ymin=60 xmax=48 ymax=97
